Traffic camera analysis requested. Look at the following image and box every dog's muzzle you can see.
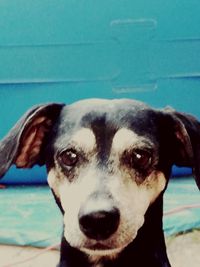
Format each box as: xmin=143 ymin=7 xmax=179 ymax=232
xmin=78 ymin=195 xmax=120 ymax=241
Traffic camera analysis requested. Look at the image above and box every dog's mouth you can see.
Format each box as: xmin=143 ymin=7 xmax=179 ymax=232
xmin=81 ymin=242 xmax=124 ymax=257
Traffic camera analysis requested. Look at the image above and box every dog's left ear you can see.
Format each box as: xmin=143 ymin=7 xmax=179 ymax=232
xmin=162 ymin=109 xmax=200 ymax=189
xmin=0 ymin=103 xmax=64 ymax=178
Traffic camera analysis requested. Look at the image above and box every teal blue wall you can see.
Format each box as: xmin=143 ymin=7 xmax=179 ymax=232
xmin=0 ymin=0 xmax=200 ymax=182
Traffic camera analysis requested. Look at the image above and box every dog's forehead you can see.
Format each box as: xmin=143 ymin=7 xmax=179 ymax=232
xmin=63 ymin=99 xmax=158 ymax=133
xmin=60 ymin=98 xmax=152 ymax=128
xmin=54 ymin=99 xmax=160 ymax=153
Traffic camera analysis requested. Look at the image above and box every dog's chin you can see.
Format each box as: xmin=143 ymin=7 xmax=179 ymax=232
xmin=80 ymin=244 xmax=124 ymax=258
xmin=76 ymin=228 xmax=139 ymax=259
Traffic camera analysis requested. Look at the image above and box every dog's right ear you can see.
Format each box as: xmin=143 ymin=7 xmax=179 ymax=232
xmin=0 ymin=103 xmax=64 ymax=178
xmin=160 ymin=108 xmax=200 ymax=189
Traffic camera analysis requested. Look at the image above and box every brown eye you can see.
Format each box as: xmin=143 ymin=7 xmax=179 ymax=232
xmin=59 ymin=149 xmax=78 ymax=168
xmin=130 ymin=149 xmax=152 ymax=170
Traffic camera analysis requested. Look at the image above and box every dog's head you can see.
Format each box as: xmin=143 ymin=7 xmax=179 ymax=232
xmin=0 ymin=99 xmax=200 ymax=257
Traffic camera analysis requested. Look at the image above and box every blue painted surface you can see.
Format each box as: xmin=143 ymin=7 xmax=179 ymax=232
xmin=0 ymin=0 xmax=200 ymax=183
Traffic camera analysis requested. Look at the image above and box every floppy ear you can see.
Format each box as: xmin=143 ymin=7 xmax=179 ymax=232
xmin=163 ymin=109 xmax=200 ymax=189
xmin=0 ymin=103 xmax=64 ymax=178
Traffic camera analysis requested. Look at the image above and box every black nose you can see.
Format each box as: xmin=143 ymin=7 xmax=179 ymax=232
xmin=78 ymin=207 xmax=120 ymax=240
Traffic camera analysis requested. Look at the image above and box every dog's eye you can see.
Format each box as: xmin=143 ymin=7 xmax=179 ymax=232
xmin=130 ymin=149 xmax=152 ymax=170
xmin=59 ymin=149 xmax=78 ymax=168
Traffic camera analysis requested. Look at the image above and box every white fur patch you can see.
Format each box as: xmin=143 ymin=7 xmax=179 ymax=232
xmin=112 ymin=128 xmax=153 ymax=152
xmin=142 ymin=171 xmax=166 ymax=204
xmin=71 ymin=128 xmax=96 ymax=152
xmin=59 ymin=167 xmax=103 ymax=247
xmin=47 ymin=168 xmax=61 ymax=198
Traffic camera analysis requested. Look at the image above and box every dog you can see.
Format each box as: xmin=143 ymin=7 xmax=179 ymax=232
xmin=0 ymin=98 xmax=200 ymax=267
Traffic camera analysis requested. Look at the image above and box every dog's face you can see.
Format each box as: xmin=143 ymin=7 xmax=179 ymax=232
xmin=47 ymin=99 xmax=167 ymax=255
xmin=0 ymin=99 xmax=200 ymax=258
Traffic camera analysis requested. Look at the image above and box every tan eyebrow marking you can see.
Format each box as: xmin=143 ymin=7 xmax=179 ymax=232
xmin=112 ymin=128 xmax=152 ymax=152
xmin=71 ymin=128 xmax=96 ymax=152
